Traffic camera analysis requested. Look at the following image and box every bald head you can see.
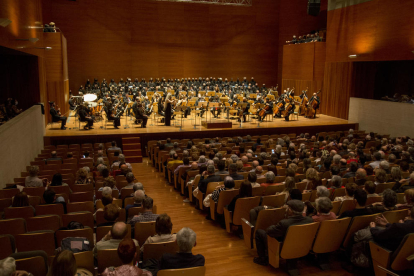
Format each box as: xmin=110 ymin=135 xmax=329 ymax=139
xmin=241 ymin=156 xmax=248 ymax=164
xmin=133 ymin=190 xmax=145 ymax=204
xmin=111 ymin=222 xmax=128 ymax=239
xmin=252 ymin=160 xmax=259 ymax=169
xmin=191 ymin=162 xmax=198 ymax=170
xmin=255 ymin=166 xmax=263 ymax=174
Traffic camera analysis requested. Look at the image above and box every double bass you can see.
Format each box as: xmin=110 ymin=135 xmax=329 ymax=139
xmin=298 ymin=89 xmax=308 ymax=116
xmin=272 ymin=95 xmax=285 ymax=116
xmin=306 ymin=90 xmax=321 ymax=118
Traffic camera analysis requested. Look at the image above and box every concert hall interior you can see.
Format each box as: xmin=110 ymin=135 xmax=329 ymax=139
xmin=1 ymin=0 xmax=414 ymax=276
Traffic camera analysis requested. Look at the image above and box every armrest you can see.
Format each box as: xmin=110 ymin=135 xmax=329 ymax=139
xmin=241 ymin=218 xmax=255 ymax=249
xmin=267 ymin=235 xmax=281 ymax=268
xmin=210 ymin=199 xmax=217 ymax=220
xmin=369 ymin=241 xmax=392 ymax=273
xmin=223 ymin=207 xmax=233 ymax=233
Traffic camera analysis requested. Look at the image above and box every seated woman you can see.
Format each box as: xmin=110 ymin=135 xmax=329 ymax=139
xmin=248 ymin=172 xmax=260 ymax=188
xmin=103 ymin=238 xmax=152 ymax=276
xmin=227 ymin=180 xmax=252 ymax=212
xmin=48 ymin=173 xmax=72 ymax=193
xmin=303 ymin=168 xmax=322 ymax=191
xmin=10 ymin=192 xmax=36 ymax=215
xmin=260 ymin=171 xmax=278 ymax=189
xmin=374 ymin=169 xmax=387 ymax=185
xmin=370 ymin=189 xmax=397 ymax=213
xmin=98 ymin=177 xmax=119 ymax=194
xmin=334 ymin=183 xmax=358 ymax=202
xmin=397 ymin=188 xmax=414 ymax=210
xmin=210 ymin=176 xmax=236 ymax=204
xmin=311 ymin=197 xmax=337 ymax=222
xmin=25 ymin=165 xmax=45 ymax=187
xmin=75 ymin=168 xmax=94 ymax=185
xmin=275 ymin=176 xmax=295 ymax=203
xmin=140 ymin=214 xmax=176 ymax=254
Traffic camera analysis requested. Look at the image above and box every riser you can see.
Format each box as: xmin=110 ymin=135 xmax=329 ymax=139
xmin=122 ymin=137 xmax=140 ymax=144
xmin=123 ymin=143 xmax=141 ymax=150
xmin=124 ymin=149 xmax=142 ymax=156
xmin=126 ymin=156 xmax=142 ymax=163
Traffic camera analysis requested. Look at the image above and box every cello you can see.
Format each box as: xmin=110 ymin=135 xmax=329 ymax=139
xmin=305 ymin=90 xmax=321 ymax=118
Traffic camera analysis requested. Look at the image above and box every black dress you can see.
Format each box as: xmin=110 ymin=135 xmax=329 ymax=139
xmin=165 ymin=102 xmax=171 ymax=126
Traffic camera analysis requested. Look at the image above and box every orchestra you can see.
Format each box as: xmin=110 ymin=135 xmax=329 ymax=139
xmin=56 ymin=78 xmax=321 ymax=130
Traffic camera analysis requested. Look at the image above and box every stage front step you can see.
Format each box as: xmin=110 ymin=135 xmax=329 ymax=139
xmin=122 ymin=137 xmax=142 ymax=163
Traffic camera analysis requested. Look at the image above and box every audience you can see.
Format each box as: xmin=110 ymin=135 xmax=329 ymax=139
xmin=25 ymin=165 xmax=44 ymax=187
xmin=140 ymin=214 xmax=176 ymax=253
xmin=129 ymin=197 xmax=158 ymax=225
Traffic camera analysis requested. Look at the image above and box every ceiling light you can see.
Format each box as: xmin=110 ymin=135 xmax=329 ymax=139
xmin=348 ymin=54 xmax=357 ymax=58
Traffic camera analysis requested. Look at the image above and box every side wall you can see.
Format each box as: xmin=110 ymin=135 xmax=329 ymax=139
xmin=0 ymin=106 xmax=45 ymax=188
xmin=348 ymin=98 xmax=414 ymax=138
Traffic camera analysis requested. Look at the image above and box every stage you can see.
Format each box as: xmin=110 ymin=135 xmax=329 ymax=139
xmin=44 ymin=112 xmax=358 ymax=155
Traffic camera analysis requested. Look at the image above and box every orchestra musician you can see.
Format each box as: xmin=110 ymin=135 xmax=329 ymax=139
xmin=132 ymin=98 xmax=148 ymax=128
xmin=68 ymin=96 xmax=76 ymax=111
xmin=49 ymin=101 xmax=67 ymax=130
xmin=103 ymin=101 xmax=121 ymax=129
xmin=305 ymin=92 xmax=321 ymax=119
xmin=238 ymin=97 xmax=250 ymax=123
xmin=164 ymin=93 xmax=174 ymax=126
xmin=78 ymin=103 xmax=94 ymax=130
xmin=209 ymin=95 xmax=221 ymax=118
xmin=258 ymin=97 xmax=273 ymax=122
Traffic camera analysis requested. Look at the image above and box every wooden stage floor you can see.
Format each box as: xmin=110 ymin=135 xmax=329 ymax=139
xmin=44 ymin=113 xmax=358 ymax=147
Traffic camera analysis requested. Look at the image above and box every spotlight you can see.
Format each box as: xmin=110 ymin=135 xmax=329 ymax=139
xmin=348 ymin=54 xmax=357 ymax=58
xmin=0 ymin=18 xmax=12 ymax=27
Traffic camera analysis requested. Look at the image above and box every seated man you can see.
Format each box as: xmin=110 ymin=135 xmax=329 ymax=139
xmin=215 ymin=160 xmax=228 ymax=176
xmin=45 ymin=151 xmax=63 ymax=164
xmin=97 ymin=203 xmax=120 ymax=227
xmin=254 ymin=200 xmax=313 ymax=266
xmin=159 ymin=227 xmax=205 ymax=270
xmin=339 ymin=189 xmax=373 ymax=218
xmin=78 ymin=103 xmax=94 ymax=130
xmin=228 ymin=163 xmax=244 ymax=180
xmin=123 ymin=172 xmax=137 ymax=189
xmin=43 ymin=189 xmax=66 ymax=213
xmin=174 ymin=157 xmax=190 ymax=176
xmin=49 ymin=101 xmax=66 ymax=130
xmin=198 ymin=165 xmax=221 ymax=194
xmin=129 ymin=197 xmax=158 ymax=225
xmin=132 ymin=98 xmax=148 ymax=128
xmin=125 ymin=190 xmax=145 ymax=218
xmin=370 ymin=206 xmax=414 ymax=251
xmin=166 ymin=153 xmax=182 ymax=178
xmin=93 ymin=222 xmax=138 ymax=258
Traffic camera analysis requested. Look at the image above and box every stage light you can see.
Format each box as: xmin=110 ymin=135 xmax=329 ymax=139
xmin=348 ymin=54 xmax=357 ymax=58
xmin=0 ymin=18 xmax=12 ymax=27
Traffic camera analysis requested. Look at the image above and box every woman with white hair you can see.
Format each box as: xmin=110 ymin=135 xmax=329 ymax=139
xmin=0 ymin=257 xmax=31 ymax=276
xmin=312 ymin=197 xmax=336 ymax=222
xmin=164 ymin=93 xmax=174 ymax=126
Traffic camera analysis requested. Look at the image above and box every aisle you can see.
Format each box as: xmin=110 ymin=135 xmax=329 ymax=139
xmin=131 ymin=160 xmax=351 ymax=276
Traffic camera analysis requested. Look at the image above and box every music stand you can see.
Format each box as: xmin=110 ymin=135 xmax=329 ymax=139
xmin=179 ymin=91 xmax=187 ymax=98
xmin=207 ymin=91 xmax=215 ymax=97
xmin=237 ymin=103 xmax=248 ymax=128
xmin=147 ymin=92 xmax=154 ymax=98
xmin=216 ymin=92 xmax=223 ymax=98
xmin=174 ymin=106 xmax=185 ymax=131
xmin=198 ymin=91 xmax=206 ymax=97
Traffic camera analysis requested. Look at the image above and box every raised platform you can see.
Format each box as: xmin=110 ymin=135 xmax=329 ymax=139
xmin=44 ymin=113 xmax=358 ymax=156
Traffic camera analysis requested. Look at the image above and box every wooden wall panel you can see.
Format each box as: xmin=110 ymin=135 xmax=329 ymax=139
xmin=320 ymin=62 xmax=354 ymax=119
xmin=313 ymin=42 xmax=326 ymax=80
xmin=42 ymin=0 xmax=280 ymax=94
xmin=326 ymin=0 xmax=414 ymax=63
xmin=282 ymin=44 xmax=315 ymax=81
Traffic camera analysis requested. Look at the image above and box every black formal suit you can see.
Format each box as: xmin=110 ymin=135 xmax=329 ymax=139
xmin=255 ymin=215 xmax=314 ymax=258
xmin=371 ymin=220 xmax=414 ymax=251
xmin=132 ymin=102 xmax=148 ymax=127
xmin=198 ymin=174 xmax=221 ymax=194
xmin=79 ymin=108 xmax=93 ymax=128
xmin=50 ymin=107 xmax=66 ymax=129
xmin=159 ymin=252 xmax=205 ymax=270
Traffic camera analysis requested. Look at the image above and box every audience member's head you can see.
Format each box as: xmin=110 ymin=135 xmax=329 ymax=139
xmin=49 ymin=250 xmax=77 ymax=276
xmin=133 ymin=190 xmax=145 ymax=205
xmin=239 ymin=180 xmax=253 ymax=198
xmin=382 ymin=189 xmax=397 ymax=208
xmin=315 ymin=197 xmax=333 ymax=214
xmin=143 ymin=196 xmax=154 ymax=210
xmin=354 ymin=189 xmax=368 ymax=207
xmin=103 ymin=203 xmax=120 ymax=222
xmin=176 ymin=227 xmax=197 ymax=253
xmin=155 ymin=213 xmax=173 ymax=235
xmin=111 ymin=222 xmax=129 ymax=240
xmin=43 ymin=189 xmax=57 ymax=204
xmin=286 ymin=200 xmax=305 ymax=216
xmin=117 ymin=238 xmax=136 ymax=265
xmin=224 ymin=176 xmax=235 ymax=189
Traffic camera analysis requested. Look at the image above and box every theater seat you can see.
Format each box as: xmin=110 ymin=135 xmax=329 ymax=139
xmin=158 ymin=266 xmax=206 ymax=276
